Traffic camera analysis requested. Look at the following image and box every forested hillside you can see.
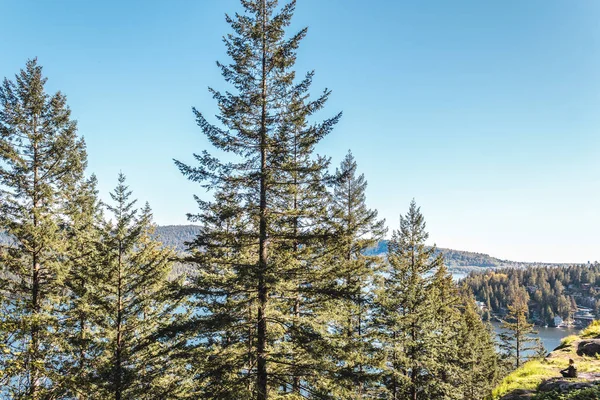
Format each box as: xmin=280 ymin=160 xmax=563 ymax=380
xmin=154 ymin=225 xmax=569 ymax=269
xmin=464 ymin=264 xmax=600 ymax=325
xmin=154 ymin=225 xmax=201 ymax=252
xmin=364 ymin=241 xmax=505 ymax=267
xmin=2 ymin=225 xmax=576 ymax=270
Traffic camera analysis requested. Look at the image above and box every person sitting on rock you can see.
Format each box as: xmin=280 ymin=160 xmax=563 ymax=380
xmin=560 ymin=359 xmax=577 ymax=378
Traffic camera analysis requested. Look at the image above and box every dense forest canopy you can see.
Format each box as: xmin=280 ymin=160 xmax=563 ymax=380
xmin=464 ymin=264 xmax=600 ymax=325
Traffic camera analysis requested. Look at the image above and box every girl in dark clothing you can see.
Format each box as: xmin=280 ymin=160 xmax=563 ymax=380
xmin=560 ymin=359 xmax=577 ymax=378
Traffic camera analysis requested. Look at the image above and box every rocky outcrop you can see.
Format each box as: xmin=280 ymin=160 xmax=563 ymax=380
xmin=499 ymin=389 xmax=535 ymax=399
xmin=537 ymin=378 xmax=599 ymax=392
xmin=576 ymin=339 xmax=600 ymax=357
xmin=500 ymin=379 xmax=600 ymax=400
xmin=495 ymin=330 xmax=600 ymax=399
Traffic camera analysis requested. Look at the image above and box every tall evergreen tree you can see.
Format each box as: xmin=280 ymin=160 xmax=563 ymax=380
xmin=0 ymin=59 xmax=87 ymax=399
xmin=456 ymin=289 xmax=500 ymax=400
xmin=428 ymin=264 xmax=465 ymax=399
xmin=174 ymin=1 xmax=340 ymax=398
xmin=93 ymin=174 xmax=185 ymax=399
xmin=175 ymin=186 xmax=260 ymax=399
xmin=375 ymin=200 xmax=466 ymax=400
xmin=326 ymin=151 xmax=386 ymax=398
xmin=268 ymin=73 xmax=337 ymax=397
xmin=426 ymin=265 xmax=500 ymax=400
xmin=499 ymin=298 xmax=538 ymax=369
xmin=61 ymin=175 xmax=105 ymax=399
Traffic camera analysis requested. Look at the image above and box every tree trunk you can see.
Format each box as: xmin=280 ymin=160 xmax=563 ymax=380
xmin=30 ymin=140 xmax=40 ymax=400
xmin=292 ymin=131 xmax=300 ymax=394
xmin=256 ymin=1 xmax=269 ymax=399
xmin=115 ymin=240 xmax=123 ymax=400
xmin=30 ymin=258 xmax=40 ymax=399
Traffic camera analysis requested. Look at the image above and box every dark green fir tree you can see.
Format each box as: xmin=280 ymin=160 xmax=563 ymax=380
xmin=374 ymin=200 xmax=468 ymax=400
xmin=428 ymin=264 xmax=465 ymax=399
xmin=93 ymin=174 xmax=186 ymax=399
xmin=326 ymin=151 xmax=386 ymax=398
xmin=456 ymin=289 xmax=500 ymax=400
xmin=499 ymin=298 xmax=538 ymax=369
xmin=0 ymin=59 xmax=87 ymax=399
xmin=61 ymin=175 xmax=105 ymax=399
xmin=173 ymin=1 xmax=340 ymax=399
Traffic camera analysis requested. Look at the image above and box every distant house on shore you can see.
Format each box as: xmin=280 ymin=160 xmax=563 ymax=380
xmin=574 ymin=315 xmax=594 ymax=328
xmin=574 ymin=307 xmax=595 ymax=328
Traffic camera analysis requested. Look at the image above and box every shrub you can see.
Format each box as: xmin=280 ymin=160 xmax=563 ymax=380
xmin=556 ymin=335 xmax=579 ymax=350
xmin=533 ymin=385 xmax=600 ymax=399
xmin=492 ymin=360 xmax=551 ymax=399
xmin=581 ymin=321 xmax=600 ymax=339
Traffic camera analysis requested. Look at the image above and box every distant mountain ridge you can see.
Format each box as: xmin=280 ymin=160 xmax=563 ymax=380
xmin=154 ymin=225 xmax=572 ymax=269
xmin=0 ymin=226 xmax=572 ymax=269
xmin=154 ymin=225 xmax=201 ymax=252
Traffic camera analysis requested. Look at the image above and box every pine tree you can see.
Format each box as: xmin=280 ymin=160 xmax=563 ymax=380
xmin=499 ymin=298 xmax=538 ymax=369
xmin=0 ymin=248 xmax=10 ymax=390
xmin=485 ymin=296 xmax=493 ymax=321
xmin=533 ymin=338 xmax=547 ymax=360
xmin=175 ymin=187 xmax=260 ymax=399
xmin=93 ymin=174 xmax=185 ymax=399
xmin=174 ymin=1 xmax=340 ymax=398
xmin=428 ymin=264 xmax=465 ymax=399
xmin=326 ymin=151 xmax=386 ymax=398
xmin=0 ymin=59 xmax=87 ymax=399
xmin=375 ymin=200 xmax=461 ymax=400
xmin=456 ymin=289 xmax=500 ymax=400
xmin=61 ymin=175 xmax=105 ymax=399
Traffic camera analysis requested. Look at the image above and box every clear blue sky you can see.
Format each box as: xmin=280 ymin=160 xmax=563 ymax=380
xmin=2 ymin=0 xmax=599 ymax=263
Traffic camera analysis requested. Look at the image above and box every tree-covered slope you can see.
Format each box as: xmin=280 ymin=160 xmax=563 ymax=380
xmin=154 ymin=225 xmax=570 ymax=269
xmin=153 ymin=225 xmax=201 ymax=252
xmin=4 ymin=224 xmax=575 ymax=271
xmin=365 ymin=241 xmax=500 ymax=266
xmin=464 ymin=264 xmax=600 ymax=325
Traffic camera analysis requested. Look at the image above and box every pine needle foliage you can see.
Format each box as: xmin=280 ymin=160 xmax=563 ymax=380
xmin=373 ymin=200 xmax=499 ymax=400
xmin=456 ymin=289 xmax=500 ymax=400
xmin=173 ymin=1 xmax=340 ymax=398
xmin=0 ymin=59 xmax=87 ymax=399
xmin=374 ymin=200 xmax=443 ymax=400
xmin=92 ymin=174 xmax=186 ymax=399
xmin=499 ymin=298 xmax=539 ymax=369
xmin=325 ymin=151 xmax=386 ymax=398
xmin=60 ymin=175 xmax=105 ymax=399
